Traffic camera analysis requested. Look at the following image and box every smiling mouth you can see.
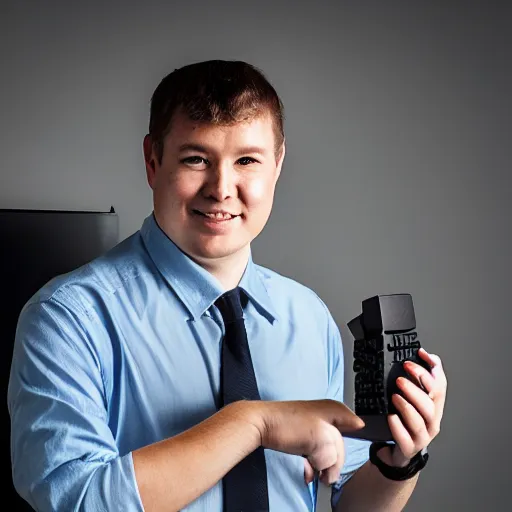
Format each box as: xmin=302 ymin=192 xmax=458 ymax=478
xmin=192 ymin=210 xmax=241 ymax=221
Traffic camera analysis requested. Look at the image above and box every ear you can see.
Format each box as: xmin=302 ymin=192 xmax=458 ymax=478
xmin=143 ymin=134 xmax=158 ymax=189
xmin=275 ymin=139 xmax=286 ymax=181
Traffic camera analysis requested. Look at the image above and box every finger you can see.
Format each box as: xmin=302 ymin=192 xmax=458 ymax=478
xmin=319 ymin=429 xmax=345 ymax=486
xmin=320 ymin=466 xmax=338 ymax=486
xmin=308 ymin=441 xmax=338 ymax=473
xmin=392 ymin=394 xmax=430 ymax=448
xmin=411 ymin=353 xmax=448 ymax=413
xmin=403 ymin=362 xmax=436 ymax=398
xmin=418 ymin=349 xmax=446 ymax=381
xmin=388 ymin=413 xmax=416 ymax=459
xmin=402 ymin=364 xmax=445 ymax=432
xmin=306 ymin=423 xmax=340 ymax=479
xmin=327 ymin=401 xmax=365 ymax=432
xmin=396 ymin=377 xmax=437 ymax=432
xmin=418 ymin=347 xmax=441 ymax=366
xmin=418 ymin=347 xmax=435 ymax=367
xmin=304 ymin=458 xmax=316 ymax=485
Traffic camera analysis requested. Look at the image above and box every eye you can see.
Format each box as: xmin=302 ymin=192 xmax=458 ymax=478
xmin=180 ymin=156 xmax=209 ymax=166
xmin=237 ymin=157 xmax=258 ymax=166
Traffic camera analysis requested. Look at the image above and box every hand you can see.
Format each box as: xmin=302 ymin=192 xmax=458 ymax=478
xmin=254 ymin=399 xmax=365 ymax=486
xmin=386 ymin=348 xmax=447 ymax=466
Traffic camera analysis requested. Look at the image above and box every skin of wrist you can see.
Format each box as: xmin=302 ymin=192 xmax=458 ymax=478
xmin=223 ymin=400 xmax=266 ymax=448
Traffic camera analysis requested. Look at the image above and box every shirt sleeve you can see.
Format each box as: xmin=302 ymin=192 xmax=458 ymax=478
xmin=7 ymin=296 xmax=144 ymax=512
xmin=324 ymin=307 xmax=371 ymax=510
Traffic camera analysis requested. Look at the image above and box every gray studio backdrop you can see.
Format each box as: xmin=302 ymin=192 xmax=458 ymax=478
xmin=1 ymin=1 xmax=510 ymax=511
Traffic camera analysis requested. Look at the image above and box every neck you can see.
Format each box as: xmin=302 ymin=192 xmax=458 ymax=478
xmin=191 ymin=246 xmax=251 ymax=291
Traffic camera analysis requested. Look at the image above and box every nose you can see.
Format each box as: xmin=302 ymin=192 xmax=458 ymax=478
xmin=202 ymin=161 xmax=236 ymax=202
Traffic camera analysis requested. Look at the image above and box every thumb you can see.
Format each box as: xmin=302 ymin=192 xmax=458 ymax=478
xmin=331 ymin=402 xmax=365 ymax=432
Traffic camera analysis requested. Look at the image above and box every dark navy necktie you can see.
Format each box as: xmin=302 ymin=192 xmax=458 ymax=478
xmin=215 ymin=288 xmax=270 ymax=512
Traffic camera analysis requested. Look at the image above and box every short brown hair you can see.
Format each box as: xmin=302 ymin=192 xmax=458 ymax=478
xmin=148 ymin=60 xmax=285 ymax=163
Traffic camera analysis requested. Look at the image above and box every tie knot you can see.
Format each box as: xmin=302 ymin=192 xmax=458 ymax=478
xmin=215 ymin=287 xmax=244 ymax=324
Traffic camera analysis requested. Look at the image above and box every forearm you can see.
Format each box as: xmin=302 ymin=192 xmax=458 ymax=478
xmin=132 ymin=401 xmax=262 ymax=512
xmin=335 ymin=447 xmax=419 ymax=512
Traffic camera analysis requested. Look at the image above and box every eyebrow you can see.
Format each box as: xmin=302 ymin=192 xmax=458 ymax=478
xmin=178 ymin=143 xmax=210 ymax=153
xmin=177 ymin=143 xmax=267 ymax=156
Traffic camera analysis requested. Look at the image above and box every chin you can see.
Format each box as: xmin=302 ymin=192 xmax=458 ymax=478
xmin=188 ymin=238 xmax=249 ymax=262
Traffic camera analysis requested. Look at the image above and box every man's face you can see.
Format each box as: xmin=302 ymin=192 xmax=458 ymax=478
xmin=144 ymin=109 xmax=285 ymax=265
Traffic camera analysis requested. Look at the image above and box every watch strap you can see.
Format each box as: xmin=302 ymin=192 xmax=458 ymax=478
xmin=369 ymin=442 xmax=429 ymax=481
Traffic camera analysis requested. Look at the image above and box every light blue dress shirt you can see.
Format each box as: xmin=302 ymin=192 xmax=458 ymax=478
xmin=8 ymin=213 xmax=370 ymax=511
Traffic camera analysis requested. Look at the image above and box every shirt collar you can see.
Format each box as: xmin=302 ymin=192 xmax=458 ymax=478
xmin=140 ymin=213 xmax=278 ymax=323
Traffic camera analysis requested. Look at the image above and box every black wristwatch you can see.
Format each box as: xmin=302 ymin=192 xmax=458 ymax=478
xmin=369 ymin=442 xmax=429 ymax=481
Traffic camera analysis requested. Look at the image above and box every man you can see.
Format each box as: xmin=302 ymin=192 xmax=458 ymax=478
xmin=8 ymin=60 xmax=447 ymax=511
